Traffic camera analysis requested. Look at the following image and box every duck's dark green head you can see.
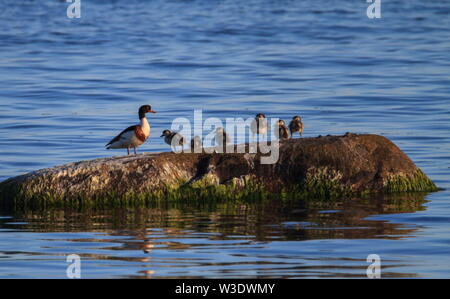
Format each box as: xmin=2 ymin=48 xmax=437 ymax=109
xmin=139 ymin=105 xmax=156 ymax=119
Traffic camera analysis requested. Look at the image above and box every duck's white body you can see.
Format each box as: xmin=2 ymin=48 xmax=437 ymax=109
xmin=107 ymin=118 xmax=150 ymax=149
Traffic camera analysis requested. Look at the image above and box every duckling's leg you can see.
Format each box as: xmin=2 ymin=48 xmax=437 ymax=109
xmin=127 ymin=146 xmax=130 ymax=156
xmin=133 ymin=146 xmax=137 ymax=155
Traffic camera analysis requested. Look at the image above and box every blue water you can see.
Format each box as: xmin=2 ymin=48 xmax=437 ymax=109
xmin=0 ymin=0 xmax=449 ymax=278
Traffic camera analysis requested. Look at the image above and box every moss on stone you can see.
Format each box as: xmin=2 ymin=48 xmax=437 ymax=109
xmin=301 ymin=166 xmax=353 ymax=199
xmin=4 ymin=177 xmax=338 ymax=209
xmin=385 ymin=169 xmax=438 ymax=193
xmin=1 ymin=166 xmax=438 ymax=209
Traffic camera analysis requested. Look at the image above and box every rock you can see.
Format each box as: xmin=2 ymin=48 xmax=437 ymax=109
xmin=0 ymin=134 xmax=438 ymax=207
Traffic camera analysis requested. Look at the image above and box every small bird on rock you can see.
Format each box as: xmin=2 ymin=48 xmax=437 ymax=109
xmin=288 ymin=115 xmax=304 ymax=138
xmin=274 ymin=119 xmax=290 ymax=140
xmin=161 ymin=129 xmax=185 ymax=151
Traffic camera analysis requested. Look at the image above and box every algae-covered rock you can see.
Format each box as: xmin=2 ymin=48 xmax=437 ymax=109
xmin=0 ymin=133 xmax=438 ymax=207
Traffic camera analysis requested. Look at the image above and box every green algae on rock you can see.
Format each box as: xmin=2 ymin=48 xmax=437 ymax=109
xmin=0 ymin=133 xmax=438 ymax=207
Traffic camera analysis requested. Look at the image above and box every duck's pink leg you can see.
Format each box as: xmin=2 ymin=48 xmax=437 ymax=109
xmin=133 ymin=146 xmax=137 ymax=155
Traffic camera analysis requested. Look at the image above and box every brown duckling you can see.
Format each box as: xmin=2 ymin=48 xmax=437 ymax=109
xmin=274 ymin=119 xmax=290 ymax=140
xmin=288 ymin=115 xmax=304 ymax=138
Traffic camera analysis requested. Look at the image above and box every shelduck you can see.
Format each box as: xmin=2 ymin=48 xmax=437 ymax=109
xmin=105 ymin=105 xmax=156 ymax=155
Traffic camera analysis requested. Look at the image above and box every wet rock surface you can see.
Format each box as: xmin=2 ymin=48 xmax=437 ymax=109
xmin=0 ymin=134 xmax=438 ymax=205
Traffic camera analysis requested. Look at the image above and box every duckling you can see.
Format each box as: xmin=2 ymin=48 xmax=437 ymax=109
xmin=288 ymin=115 xmax=304 ymax=138
xmin=250 ymin=113 xmax=268 ymax=140
xmin=190 ymin=135 xmax=203 ymax=152
xmin=215 ymin=127 xmax=230 ymax=147
xmin=106 ymin=105 xmax=156 ymax=155
xmin=160 ymin=129 xmax=185 ymax=151
xmin=274 ymin=119 xmax=290 ymax=140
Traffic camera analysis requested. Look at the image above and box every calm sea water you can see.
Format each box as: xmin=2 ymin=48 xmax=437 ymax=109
xmin=0 ymin=0 xmax=449 ymax=278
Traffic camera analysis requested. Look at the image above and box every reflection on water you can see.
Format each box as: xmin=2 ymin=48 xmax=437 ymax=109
xmin=0 ymin=193 xmax=428 ymax=278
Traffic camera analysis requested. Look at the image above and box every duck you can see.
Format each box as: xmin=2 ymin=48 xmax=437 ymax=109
xmin=215 ymin=127 xmax=230 ymax=148
xmin=288 ymin=115 xmax=304 ymax=138
xmin=106 ymin=105 xmax=156 ymax=155
xmin=274 ymin=119 xmax=290 ymax=140
xmin=190 ymin=135 xmax=203 ymax=152
xmin=161 ymin=129 xmax=185 ymax=151
xmin=250 ymin=113 xmax=268 ymax=140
